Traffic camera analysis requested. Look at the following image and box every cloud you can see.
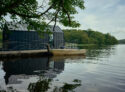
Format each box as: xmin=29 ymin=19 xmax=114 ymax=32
xmin=74 ymin=0 xmax=125 ymax=39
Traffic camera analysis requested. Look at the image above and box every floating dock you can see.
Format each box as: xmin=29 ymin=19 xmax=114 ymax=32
xmin=0 ymin=49 xmax=86 ymax=60
xmin=51 ymin=49 xmax=86 ymax=56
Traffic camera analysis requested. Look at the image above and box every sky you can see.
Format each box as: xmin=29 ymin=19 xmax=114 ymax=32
xmin=73 ymin=0 xmax=125 ymax=40
xmin=4 ymin=0 xmax=125 ymax=40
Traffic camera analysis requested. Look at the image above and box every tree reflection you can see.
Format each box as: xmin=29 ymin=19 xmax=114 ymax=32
xmin=1 ymin=56 xmax=83 ymax=92
xmin=28 ymin=77 xmax=81 ymax=92
xmin=85 ymin=45 xmax=116 ymax=59
xmin=28 ymin=77 xmax=52 ymax=92
xmin=0 ymin=78 xmax=82 ymax=92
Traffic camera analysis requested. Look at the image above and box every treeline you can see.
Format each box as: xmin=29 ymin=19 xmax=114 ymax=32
xmin=0 ymin=29 xmax=118 ymax=45
xmin=0 ymin=31 xmax=2 ymax=43
xmin=63 ymin=29 xmax=118 ymax=45
xmin=0 ymin=31 xmax=2 ymax=48
xmin=119 ymin=39 xmax=125 ymax=44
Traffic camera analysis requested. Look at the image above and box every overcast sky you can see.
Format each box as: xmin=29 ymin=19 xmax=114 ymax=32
xmin=4 ymin=0 xmax=125 ymax=39
xmin=73 ymin=0 xmax=125 ymax=40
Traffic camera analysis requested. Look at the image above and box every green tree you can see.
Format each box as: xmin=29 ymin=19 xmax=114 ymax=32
xmin=104 ymin=33 xmax=118 ymax=45
xmin=0 ymin=31 xmax=2 ymax=42
xmin=0 ymin=0 xmax=85 ymax=31
xmin=63 ymin=29 xmax=118 ymax=45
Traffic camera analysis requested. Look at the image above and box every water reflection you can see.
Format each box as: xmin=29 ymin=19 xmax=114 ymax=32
xmin=3 ymin=57 xmax=64 ymax=85
xmin=0 ymin=56 xmax=85 ymax=92
xmin=1 ymin=45 xmax=124 ymax=92
xmin=28 ymin=78 xmax=81 ymax=92
xmin=86 ymin=45 xmax=116 ymax=60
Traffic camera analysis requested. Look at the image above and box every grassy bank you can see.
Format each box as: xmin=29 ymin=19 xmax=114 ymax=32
xmin=77 ymin=44 xmax=96 ymax=46
xmin=77 ymin=44 xmax=107 ymax=49
xmin=65 ymin=43 xmax=108 ymax=49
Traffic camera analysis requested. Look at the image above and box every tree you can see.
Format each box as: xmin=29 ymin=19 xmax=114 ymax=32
xmin=0 ymin=0 xmax=85 ymax=31
xmin=63 ymin=29 xmax=118 ymax=45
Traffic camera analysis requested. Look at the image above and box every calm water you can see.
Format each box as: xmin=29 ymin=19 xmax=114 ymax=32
xmin=0 ymin=45 xmax=125 ymax=92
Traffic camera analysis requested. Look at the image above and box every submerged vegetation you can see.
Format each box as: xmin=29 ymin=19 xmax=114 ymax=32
xmin=28 ymin=77 xmax=52 ymax=92
xmin=0 ymin=76 xmax=81 ymax=92
xmin=63 ymin=29 xmax=118 ymax=45
xmin=28 ymin=77 xmax=81 ymax=92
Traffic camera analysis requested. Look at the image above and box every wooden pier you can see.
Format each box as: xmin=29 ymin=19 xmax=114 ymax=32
xmin=0 ymin=49 xmax=86 ymax=60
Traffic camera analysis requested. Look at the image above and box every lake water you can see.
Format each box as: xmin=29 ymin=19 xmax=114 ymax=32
xmin=0 ymin=45 xmax=125 ymax=92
